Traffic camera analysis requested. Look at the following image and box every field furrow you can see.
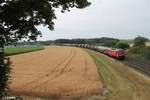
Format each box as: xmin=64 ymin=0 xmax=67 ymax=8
xmin=9 ymin=46 xmax=102 ymax=99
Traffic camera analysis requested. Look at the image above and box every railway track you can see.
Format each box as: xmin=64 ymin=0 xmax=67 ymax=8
xmin=88 ymin=48 xmax=150 ymax=77
xmin=123 ymin=57 xmax=150 ymax=77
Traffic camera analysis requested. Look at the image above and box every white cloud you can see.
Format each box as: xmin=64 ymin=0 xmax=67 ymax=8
xmin=37 ymin=0 xmax=150 ymax=40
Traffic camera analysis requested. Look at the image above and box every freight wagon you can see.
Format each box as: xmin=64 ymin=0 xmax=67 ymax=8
xmin=70 ymin=44 xmax=125 ymax=60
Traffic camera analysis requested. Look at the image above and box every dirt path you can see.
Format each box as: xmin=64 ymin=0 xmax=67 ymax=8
xmin=9 ymin=46 xmax=102 ymax=99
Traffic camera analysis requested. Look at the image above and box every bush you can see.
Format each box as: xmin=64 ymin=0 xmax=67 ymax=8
xmin=115 ymin=42 xmax=129 ymax=49
xmin=128 ymin=46 xmax=150 ymax=60
xmin=143 ymin=47 xmax=150 ymax=59
xmin=128 ymin=47 xmax=140 ymax=54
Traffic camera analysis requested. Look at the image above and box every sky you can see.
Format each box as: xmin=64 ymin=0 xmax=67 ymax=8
xmin=37 ymin=0 xmax=150 ymax=41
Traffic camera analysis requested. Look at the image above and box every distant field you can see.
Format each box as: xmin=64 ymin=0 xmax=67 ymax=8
xmin=129 ymin=42 xmax=150 ymax=47
xmin=4 ymin=45 xmax=44 ymax=56
xmin=146 ymin=42 xmax=150 ymax=46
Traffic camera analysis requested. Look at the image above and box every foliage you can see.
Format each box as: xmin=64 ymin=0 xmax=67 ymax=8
xmin=128 ymin=36 xmax=150 ymax=60
xmin=115 ymin=42 xmax=129 ymax=49
xmin=0 ymin=0 xmax=90 ymax=98
xmin=0 ymin=0 xmax=90 ymax=43
xmin=128 ymin=46 xmax=150 ymax=60
xmin=0 ymin=49 xmax=11 ymax=98
xmin=143 ymin=47 xmax=150 ymax=60
xmin=50 ymin=37 xmax=120 ymax=45
xmin=134 ymin=36 xmax=148 ymax=47
xmin=103 ymin=39 xmax=119 ymax=47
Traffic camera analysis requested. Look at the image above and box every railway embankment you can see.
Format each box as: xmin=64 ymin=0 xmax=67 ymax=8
xmin=123 ymin=56 xmax=150 ymax=77
xmin=85 ymin=49 xmax=150 ymax=100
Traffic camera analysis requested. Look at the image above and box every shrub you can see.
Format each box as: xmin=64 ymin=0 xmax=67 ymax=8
xmin=128 ymin=46 xmax=150 ymax=60
xmin=143 ymin=47 xmax=150 ymax=59
xmin=115 ymin=42 xmax=129 ymax=49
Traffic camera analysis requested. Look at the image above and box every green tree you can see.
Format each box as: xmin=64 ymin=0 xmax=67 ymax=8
xmin=104 ymin=39 xmax=119 ymax=47
xmin=115 ymin=42 xmax=130 ymax=49
xmin=0 ymin=0 xmax=90 ymax=98
xmin=134 ymin=36 xmax=148 ymax=47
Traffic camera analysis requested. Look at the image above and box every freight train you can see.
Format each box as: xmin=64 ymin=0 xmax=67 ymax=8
xmin=64 ymin=44 xmax=125 ymax=60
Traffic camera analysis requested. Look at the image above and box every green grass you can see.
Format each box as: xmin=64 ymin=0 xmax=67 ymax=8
xmin=84 ymin=49 xmax=150 ymax=100
xmin=4 ymin=45 xmax=44 ymax=56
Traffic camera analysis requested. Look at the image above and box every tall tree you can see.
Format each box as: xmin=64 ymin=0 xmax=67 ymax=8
xmin=134 ymin=36 xmax=148 ymax=47
xmin=0 ymin=0 xmax=90 ymax=98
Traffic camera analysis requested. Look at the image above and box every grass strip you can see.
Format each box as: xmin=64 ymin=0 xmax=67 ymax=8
xmin=4 ymin=45 xmax=44 ymax=56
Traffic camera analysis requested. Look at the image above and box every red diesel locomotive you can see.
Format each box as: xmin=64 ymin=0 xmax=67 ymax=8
xmin=104 ymin=49 xmax=125 ymax=59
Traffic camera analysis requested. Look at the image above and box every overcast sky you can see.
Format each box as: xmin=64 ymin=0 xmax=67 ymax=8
xmin=37 ymin=0 xmax=150 ymax=41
